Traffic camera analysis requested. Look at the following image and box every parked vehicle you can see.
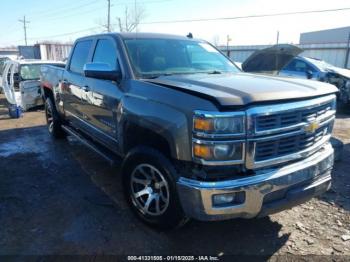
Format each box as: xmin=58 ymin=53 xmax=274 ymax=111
xmin=0 ymin=57 xmax=11 ymax=93
xmin=1 ymin=59 xmax=65 ymax=111
xmin=41 ymin=33 xmax=338 ymax=229
xmin=241 ymin=44 xmax=350 ymax=105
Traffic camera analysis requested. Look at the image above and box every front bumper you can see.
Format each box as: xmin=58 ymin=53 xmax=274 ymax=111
xmin=177 ymin=143 xmax=334 ymax=221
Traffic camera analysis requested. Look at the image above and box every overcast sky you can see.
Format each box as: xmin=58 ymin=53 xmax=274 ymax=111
xmin=0 ymin=0 xmax=349 ymax=47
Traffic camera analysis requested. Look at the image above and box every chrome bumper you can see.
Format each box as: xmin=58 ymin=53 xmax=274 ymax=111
xmin=177 ymin=143 xmax=334 ymax=221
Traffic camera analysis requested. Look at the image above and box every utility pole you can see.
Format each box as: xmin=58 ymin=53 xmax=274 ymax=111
xmin=226 ymin=35 xmax=232 ymax=57
xmin=134 ymin=0 xmax=138 ymax=32
xmin=276 ymin=30 xmax=279 ymax=44
xmin=107 ymin=0 xmax=111 ymax=32
xmin=18 ymin=16 xmax=30 ymax=46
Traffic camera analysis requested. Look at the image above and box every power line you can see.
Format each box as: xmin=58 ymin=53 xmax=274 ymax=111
xmin=18 ymin=16 xmax=30 ymax=46
xmin=27 ymin=26 xmax=101 ymax=41
xmin=29 ymin=1 xmax=101 ymax=23
xmin=30 ymin=0 xmax=169 ymax=24
xmin=140 ymin=6 xmax=350 ymax=24
xmin=26 ymin=0 xmax=97 ymax=18
xmin=4 ymin=5 xmax=350 ymax=46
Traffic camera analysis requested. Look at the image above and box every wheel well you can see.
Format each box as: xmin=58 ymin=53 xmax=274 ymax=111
xmin=124 ymin=123 xmax=172 ymax=158
xmin=42 ymin=86 xmax=54 ymax=102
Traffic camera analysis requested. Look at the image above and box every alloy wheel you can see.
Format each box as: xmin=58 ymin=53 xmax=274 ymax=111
xmin=130 ymin=164 xmax=170 ymax=216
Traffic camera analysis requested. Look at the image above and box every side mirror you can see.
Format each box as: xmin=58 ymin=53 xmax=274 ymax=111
xmin=306 ymin=70 xmax=314 ymax=79
xmin=83 ymin=63 xmax=121 ymax=81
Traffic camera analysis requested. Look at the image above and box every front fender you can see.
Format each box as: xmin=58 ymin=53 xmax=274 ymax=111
xmin=118 ymin=94 xmax=192 ymax=161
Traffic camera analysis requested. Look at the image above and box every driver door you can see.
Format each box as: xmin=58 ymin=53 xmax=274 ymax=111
xmin=81 ymin=37 xmax=123 ymax=151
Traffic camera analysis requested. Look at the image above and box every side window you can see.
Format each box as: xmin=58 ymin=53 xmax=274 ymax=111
xmin=306 ymin=63 xmax=317 ymax=73
xmin=283 ymin=59 xmax=308 ymax=73
xmin=69 ymin=40 xmax=92 ymax=74
xmin=92 ymin=39 xmax=119 ymax=70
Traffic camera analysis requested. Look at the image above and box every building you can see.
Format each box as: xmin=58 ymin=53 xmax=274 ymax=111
xmin=0 ymin=47 xmax=19 ymax=59
xmin=18 ymin=43 xmax=72 ymax=61
xmin=219 ymin=26 xmax=350 ymax=69
xmin=300 ymin=26 xmax=350 ymax=44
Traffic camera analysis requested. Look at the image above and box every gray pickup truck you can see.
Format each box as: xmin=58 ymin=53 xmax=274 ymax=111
xmin=41 ymin=33 xmax=338 ymax=229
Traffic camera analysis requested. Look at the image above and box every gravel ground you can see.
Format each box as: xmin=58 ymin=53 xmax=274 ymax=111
xmin=0 ymin=94 xmax=349 ymax=259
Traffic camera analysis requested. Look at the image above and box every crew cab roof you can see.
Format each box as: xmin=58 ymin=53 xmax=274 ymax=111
xmin=76 ymin=32 xmax=201 ymax=42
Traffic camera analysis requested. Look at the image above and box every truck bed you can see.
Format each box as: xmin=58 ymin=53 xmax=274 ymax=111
xmin=40 ymin=64 xmax=65 ymax=91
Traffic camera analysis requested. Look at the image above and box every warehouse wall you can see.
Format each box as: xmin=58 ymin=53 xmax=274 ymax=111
xmin=300 ymin=27 xmax=350 ymax=44
xmin=39 ymin=44 xmax=72 ymax=61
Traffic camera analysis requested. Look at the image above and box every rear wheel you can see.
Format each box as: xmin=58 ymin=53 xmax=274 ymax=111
xmin=45 ymin=98 xmax=65 ymax=139
xmin=123 ymin=147 xmax=188 ymax=229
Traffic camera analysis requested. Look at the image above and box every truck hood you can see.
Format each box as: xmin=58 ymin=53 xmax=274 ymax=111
xmin=144 ymin=73 xmax=338 ymax=107
xmin=242 ymin=44 xmax=303 ymax=73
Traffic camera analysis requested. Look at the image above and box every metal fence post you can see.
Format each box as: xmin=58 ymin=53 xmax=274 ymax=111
xmin=344 ymin=32 xmax=350 ymax=68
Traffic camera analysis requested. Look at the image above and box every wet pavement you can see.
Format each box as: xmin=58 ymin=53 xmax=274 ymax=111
xmin=0 ymin=95 xmax=349 ymax=258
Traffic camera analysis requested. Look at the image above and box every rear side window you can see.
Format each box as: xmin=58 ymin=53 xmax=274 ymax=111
xmin=69 ymin=40 xmax=92 ymax=74
xmin=93 ymin=39 xmax=118 ymax=70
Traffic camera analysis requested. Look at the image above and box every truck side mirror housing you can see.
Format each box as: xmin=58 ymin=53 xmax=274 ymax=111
xmin=84 ymin=63 xmax=121 ymax=81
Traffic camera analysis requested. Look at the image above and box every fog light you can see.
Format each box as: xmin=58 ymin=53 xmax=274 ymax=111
xmin=213 ymin=193 xmax=235 ymax=205
xmin=212 ymin=192 xmax=246 ymax=207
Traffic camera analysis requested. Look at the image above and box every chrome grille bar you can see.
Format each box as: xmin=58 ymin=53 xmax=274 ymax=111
xmin=246 ymin=94 xmax=336 ymax=169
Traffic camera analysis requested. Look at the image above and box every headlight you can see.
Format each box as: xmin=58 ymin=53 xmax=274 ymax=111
xmin=193 ymin=111 xmax=245 ymax=137
xmin=192 ymin=111 xmax=246 ymax=165
xmin=193 ymin=140 xmax=244 ymax=163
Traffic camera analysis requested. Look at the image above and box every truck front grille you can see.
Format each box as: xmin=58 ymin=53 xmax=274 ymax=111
xmin=256 ymin=102 xmax=333 ymax=132
xmin=255 ymin=125 xmax=329 ymax=161
xmin=246 ymin=95 xmax=336 ymax=169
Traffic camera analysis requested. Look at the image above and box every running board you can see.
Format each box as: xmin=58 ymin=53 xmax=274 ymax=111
xmin=61 ymin=125 xmax=121 ymax=166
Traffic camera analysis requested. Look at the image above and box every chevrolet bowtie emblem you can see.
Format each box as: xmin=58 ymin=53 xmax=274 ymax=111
xmin=304 ymin=121 xmax=319 ymax=133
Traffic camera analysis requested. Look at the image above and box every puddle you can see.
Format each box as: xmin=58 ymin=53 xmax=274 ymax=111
xmin=0 ymin=138 xmax=48 ymax=157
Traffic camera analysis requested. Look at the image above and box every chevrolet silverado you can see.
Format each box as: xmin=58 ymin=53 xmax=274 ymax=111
xmin=40 ymin=33 xmax=338 ymax=229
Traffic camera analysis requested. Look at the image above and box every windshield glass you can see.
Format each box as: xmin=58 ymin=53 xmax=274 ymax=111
xmin=306 ymin=58 xmax=335 ymax=70
xmin=124 ymin=38 xmax=240 ymax=78
xmin=20 ymin=64 xmax=42 ymax=80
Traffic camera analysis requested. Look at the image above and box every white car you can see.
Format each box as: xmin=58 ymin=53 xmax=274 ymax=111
xmin=1 ymin=59 xmax=65 ymax=111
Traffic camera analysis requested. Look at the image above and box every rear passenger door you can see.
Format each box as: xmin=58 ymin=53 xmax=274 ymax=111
xmin=83 ymin=37 xmax=123 ymax=151
xmin=61 ymin=39 xmax=93 ymax=127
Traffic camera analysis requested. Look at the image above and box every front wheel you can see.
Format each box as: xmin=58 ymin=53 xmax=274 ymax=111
xmin=122 ymin=147 xmax=188 ymax=229
xmin=45 ymin=98 xmax=65 ymax=139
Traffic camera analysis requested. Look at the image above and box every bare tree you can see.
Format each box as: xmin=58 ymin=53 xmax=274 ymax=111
xmin=117 ymin=5 xmax=146 ymax=32
xmin=96 ymin=17 xmax=113 ymax=33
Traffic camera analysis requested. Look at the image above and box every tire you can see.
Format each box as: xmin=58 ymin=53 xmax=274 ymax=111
xmin=45 ymin=97 xmax=66 ymax=139
xmin=122 ymin=146 xmax=188 ymax=229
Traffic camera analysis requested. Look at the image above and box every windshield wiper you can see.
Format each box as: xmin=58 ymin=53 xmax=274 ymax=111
xmin=143 ymin=73 xmax=174 ymax=79
xmin=207 ymin=70 xmax=222 ymax=74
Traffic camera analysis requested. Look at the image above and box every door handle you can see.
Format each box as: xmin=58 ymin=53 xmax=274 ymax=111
xmin=82 ymin=85 xmax=90 ymax=92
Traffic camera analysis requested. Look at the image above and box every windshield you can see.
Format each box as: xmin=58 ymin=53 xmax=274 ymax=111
xmin=124 ymin=38 xmax=240 ymax=78
xmin=306 ymin=58 xmax=335 ymax=70
xmin=20 ymin=64 xmax=42 ymax=80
